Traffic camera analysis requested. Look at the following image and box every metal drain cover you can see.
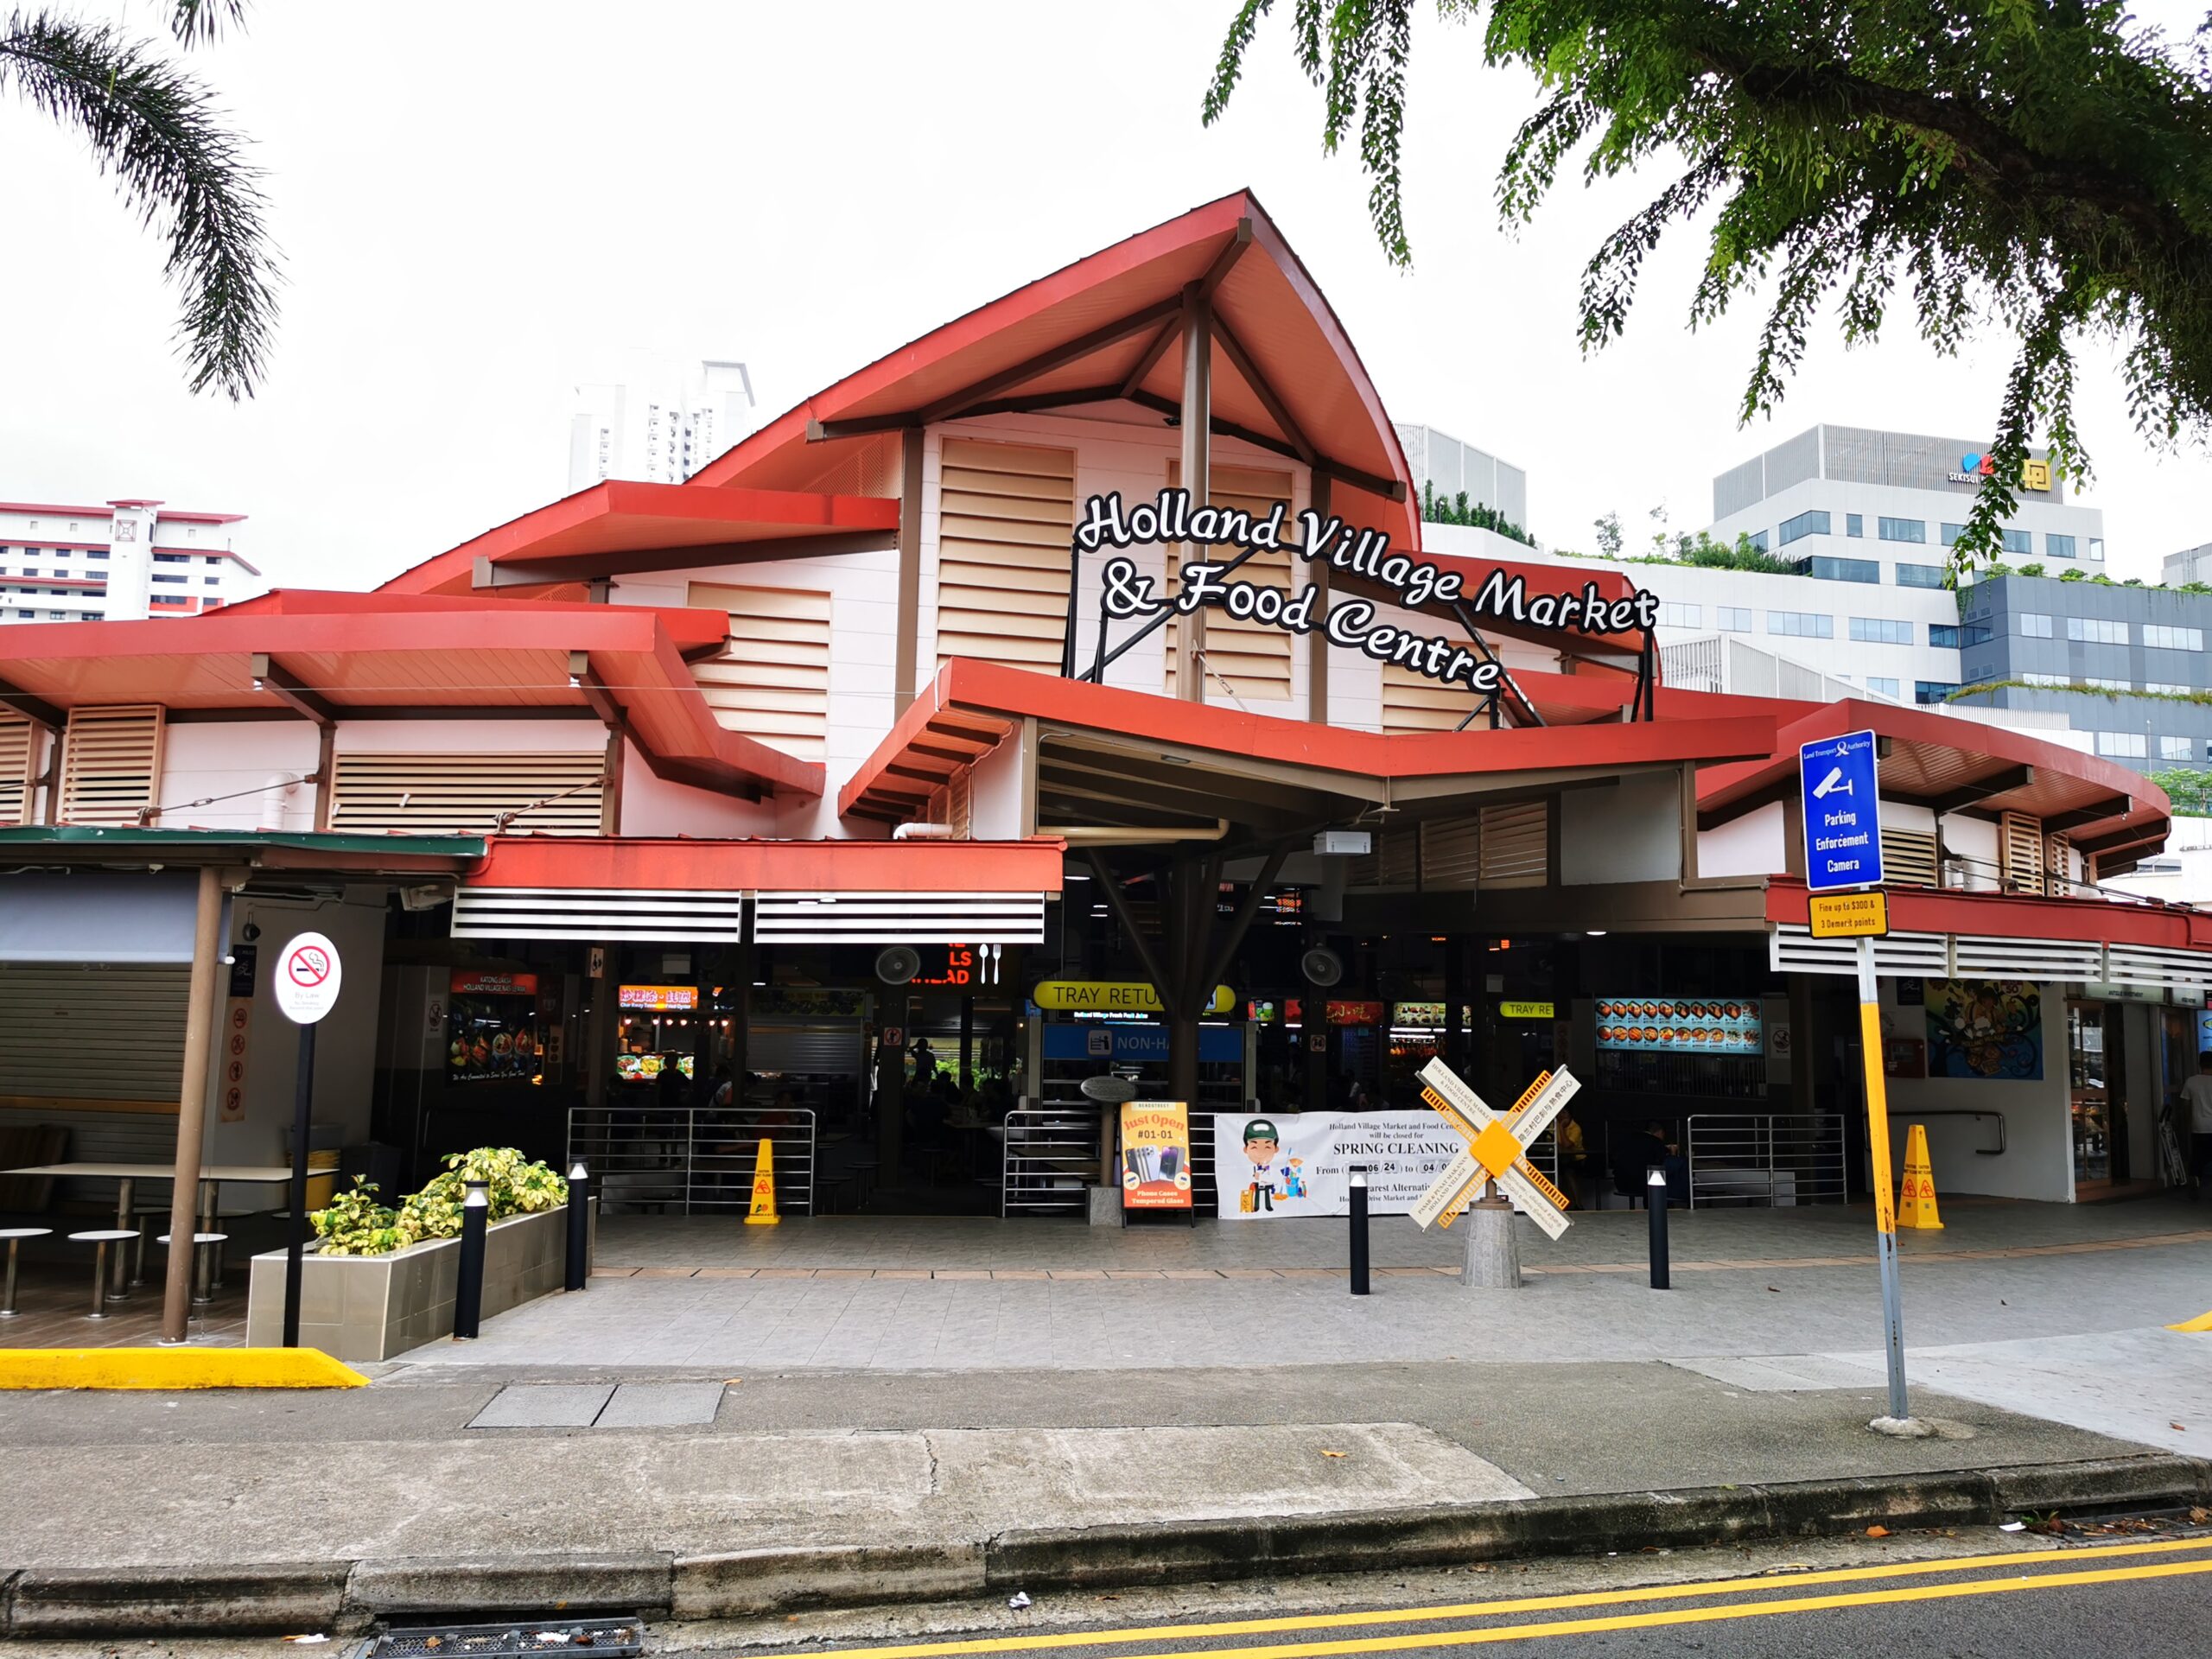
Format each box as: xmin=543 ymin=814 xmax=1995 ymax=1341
xmin=369 ymin=1617 xmax=644 ymax=1656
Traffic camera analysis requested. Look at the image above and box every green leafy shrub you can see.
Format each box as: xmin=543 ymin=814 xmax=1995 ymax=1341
xmin=308 ymin=1147 xmax=568 ymax=1256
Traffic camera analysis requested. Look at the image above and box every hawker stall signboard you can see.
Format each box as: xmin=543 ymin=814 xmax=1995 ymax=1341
xmin=1119 ymin=1101 xmax=1192 ymax=1210
xmin=1595 ymin=997 xmax=1762 ymax=1055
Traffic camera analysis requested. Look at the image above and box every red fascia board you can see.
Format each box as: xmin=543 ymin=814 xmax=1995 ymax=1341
xmin=1698 ymin=698 xmax=2164 ymax=817
xmin=841 ymin=658 xmax=1776 ymax=817
xmin=201 ymin=588 xmax=731 ymax=653
xmin=468 ymin=835 xmax=1067 ymax=895
xmin=153 ymin=511 xmax=246 ymax=525
xmin=0 ymin=501 xmax=116 ymax=517
xmin=1766 ymin=874 xmax=2212 ymax=953
xmin=606 ymin=627 xmax=824 ymax=798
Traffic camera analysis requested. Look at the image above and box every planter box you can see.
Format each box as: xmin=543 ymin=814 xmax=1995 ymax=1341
xmin=246 ymin=1200 xmax=593 ymax=1363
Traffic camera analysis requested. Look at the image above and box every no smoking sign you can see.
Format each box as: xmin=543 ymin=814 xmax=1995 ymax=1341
xmin=273 ymin=931 xmax=343 ymax=1025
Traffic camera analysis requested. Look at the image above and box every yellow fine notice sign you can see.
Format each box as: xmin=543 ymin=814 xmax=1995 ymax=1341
xmin=1808 ymin=889 xmax=1890 ymax=938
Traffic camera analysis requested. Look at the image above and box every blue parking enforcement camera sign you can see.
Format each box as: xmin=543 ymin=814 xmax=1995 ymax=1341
xmin=1799 ymin=729 xmax=1883 ymax=893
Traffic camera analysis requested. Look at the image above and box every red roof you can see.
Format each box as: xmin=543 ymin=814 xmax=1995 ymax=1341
xmin=381 ymin=481 xmax=901 ymax=597
xmin=0 ymin=594 xmax=817 ymax=799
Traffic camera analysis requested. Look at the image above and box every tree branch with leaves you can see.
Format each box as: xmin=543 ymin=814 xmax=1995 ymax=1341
xmin=2 ymin=0 xmax=277 ymax=398
xmin=1202 ymin=0 xmax=2212 ymax=576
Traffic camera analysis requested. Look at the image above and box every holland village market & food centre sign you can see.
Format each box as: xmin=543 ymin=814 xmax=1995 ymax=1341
xmin=1077 ymin=488 xmax=1662 ymax=690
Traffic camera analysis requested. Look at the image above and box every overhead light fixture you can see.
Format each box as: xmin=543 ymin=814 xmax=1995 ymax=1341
xmin=567 ymin=672 xmax=582 ymax=690
xmin=1586 ymin=929 xmax=1607 ymax=937
xmin=251 ymin=676 xmax=265 ymax=692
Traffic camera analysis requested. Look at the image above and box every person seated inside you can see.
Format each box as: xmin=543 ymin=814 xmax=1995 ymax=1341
xmin=1611 ymin=1119 xmax=1688 ymax=1206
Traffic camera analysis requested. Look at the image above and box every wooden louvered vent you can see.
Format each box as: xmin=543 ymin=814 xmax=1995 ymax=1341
xmin=1345 ymin=827 xmax=1418 ymax=891
xmin=1999 ymin=810 xmax=2045 ymax=893
xmin=1418 ymin=815 xmax=1482 ymax=891
xmin=328 ymin=751 xmax=605 ymax=836
xmin=60 ymin=704 xmax=162 ymax=826
xmin=925 ymin=767 xmax=975 ymax=838
xmin=1166 ymin=463 xmax=1294 ymax=700
xmin=1478 ymin=800 xmax=1548 ymax=889
xmin=1879 ymin=827 xmax=1940 ymax=889
xmin=936 ymin=437 xmax=1076 ymax=672
xmin=686 ymin=582 xmax=831 ymax=761
xmin=2044 ymin=831 xmax=2074 ymax=898
xmin=0 ymin=715 xmax=34 ymax=827
xmin=1382 ymin=650 xmax=1476 ymax=734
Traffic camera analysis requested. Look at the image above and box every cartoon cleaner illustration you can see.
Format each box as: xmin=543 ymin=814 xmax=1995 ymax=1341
xmin=1240 ymin=1118 xmax=1304 ymax=1212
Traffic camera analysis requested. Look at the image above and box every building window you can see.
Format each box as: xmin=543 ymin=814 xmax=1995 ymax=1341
xmin=87 ymin=550 xmax=107 ymax=560
xmin=150 ymin=574 xmax=188 ymax=585
xmin=1767 ymin=611 xmax=1834 ymax=639
xmin=203 ymin=555 xmax=221 ymax=565
xmin=1878 ymin=518 xmax=1927 ymax=543
xmin=2066 ymin=616 xmax=2128 ymax=644
xmin=2144 ymin=624 xmax=2203 ymax=652
xmin=2088 ymin=537 xmax=2106 ymax=562
xmin=1846 ymin=513 xmax=1864 ymax=538
xmin=2096 ymin=731 xmax=2148 ymax=759
xmin=2001 ymin=528 xmax=2032 ymax=556
xmin=1867 ymin=677 xmax=1900 ymax=697
xmin=1940 ymin=523 xmax=1967 ymax=546
xmin=1915 ymin=681 xmax=1961 ymax=703
xmin=2146 ymin=682 xmax=2192 ymax=696
xmin=2162 ymin=736 xmax=2194 ymax=760
xmin=1849 ymin=617 xmax=1914 ymax=645
xmin=2021 ymin=671 xmax=2069 ymax=687
xmin=1807 ymin=555 xmax=1879 ymax=583
xmin=1747 ymin=530 xmax=1770 ymax=553
xmin=2047 ymin=533 xmax=2077 ymax=559
xmin=203 ymin=575 xmax=221 ymax=586
xmin=1894 ymin=563 xmax=1946 ymax=588
xmin=1656 ymin=601 xmax=1701 ymax=628
xmin=1928 ymin=623 xmax=1990 ymax=648
xmin=2084 ymin=676 xmax=2133 ymax=691
xmin=2019 ymin=613 xmax=2053 ymax=637
xmin=1717 ymin=607 xmax=1752 ymax=632
xmin=77 ymin=611 xmax=96 ymax=621
xmin=153 ymin=552 xmax=188 ymax=563
xmin=1778 ymin=509 xmax=1831 ymax=546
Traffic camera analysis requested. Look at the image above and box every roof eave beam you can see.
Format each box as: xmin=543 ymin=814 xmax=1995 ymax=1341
xmin=476 ymin=528 xmax=899 ymax=588
xmin=1210 ymin=314 xmax=1315 ymax=466
xmin=806 ymin=296 xmax=1184 ymax=441
xmin=1923 ymin=765 xmax=2036 ymax=814
xmin=2041 ymin=793 xmax=2136 ymax=835
xmin=1116 ymin=219 xmax=1253 ymax=402
xmin=2077 ymin=819 xmax=2167 ymax=857
xmin=566 ymin=651 xmax=626 ymax=734
xmin=0 ymin=674 xmax=64 ymax=731
xmin=248 ymin=653 xmax=335 ymax=728
xmin=1123 ymin=389 xmax=1406 ymax=504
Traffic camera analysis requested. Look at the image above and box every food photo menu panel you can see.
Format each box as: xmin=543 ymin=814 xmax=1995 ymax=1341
xmin=1594 ymin=997 xmax=1761 ymax=1056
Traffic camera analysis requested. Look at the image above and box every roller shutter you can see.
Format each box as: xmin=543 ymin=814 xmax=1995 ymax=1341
xmin=937 ymin=437 xmax=1076 ymax=671
xmin=0 ymin=962 xmax=188 ymax=1107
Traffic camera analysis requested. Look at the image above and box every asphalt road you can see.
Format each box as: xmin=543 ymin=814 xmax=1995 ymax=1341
xmin=723 ymin=1532 xmax=2212 ymax=1659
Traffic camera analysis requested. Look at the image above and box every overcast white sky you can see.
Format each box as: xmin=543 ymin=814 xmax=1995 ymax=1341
xmin=3 ymin=1 xmax=2206 ymax=588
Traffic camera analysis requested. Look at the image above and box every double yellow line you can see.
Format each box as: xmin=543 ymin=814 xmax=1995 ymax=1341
xmin=802 ymin=1536 xmax=2212 ymax=1659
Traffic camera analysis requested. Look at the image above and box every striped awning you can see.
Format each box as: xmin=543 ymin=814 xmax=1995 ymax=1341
xmin=450 ymin=885 xmax=1049 ymax=945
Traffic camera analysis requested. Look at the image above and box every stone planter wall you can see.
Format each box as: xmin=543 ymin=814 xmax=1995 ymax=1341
xmin=246 ymin=1200 xmax=592 ymax=1362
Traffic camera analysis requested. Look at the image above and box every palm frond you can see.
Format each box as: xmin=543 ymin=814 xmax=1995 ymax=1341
xmin=0 ymin=8 xmax=279 ymax=400
xmin=171 ymin=0 xmax=249 ymax=48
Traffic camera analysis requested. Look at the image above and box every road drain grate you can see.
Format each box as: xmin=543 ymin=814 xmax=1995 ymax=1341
xmin=369 ymin=1618 xmax=645 ymax=1656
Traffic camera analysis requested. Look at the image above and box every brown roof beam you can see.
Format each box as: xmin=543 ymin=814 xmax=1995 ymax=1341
xmin=566 ymin=651 xmax=626 ymax=734
xmin=248 ymin=653 xmax=335 ymax=728
xmin=1695 ymin=773 xmax=1796 ymax=830
xmin=2041 ymin=793 xmax=2136 ymax=835
xmin=1123 ymin=388 xmax=1406 ymax=505
xmin=1210 ymin=314 xmax=1315 ymax=466
xmin=2076 ymin=819 xmax=2167 ymax=857
xmin=1114 ymin=220 xmax=1251 ymax=402
xmin=1922 ymin=765 xmax=2036 ymax=814
xmin=0 ymin=672 xmax=63 ymax=731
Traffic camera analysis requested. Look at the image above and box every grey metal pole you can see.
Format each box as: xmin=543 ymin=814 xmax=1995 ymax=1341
xmin=564 ymin=1160 xmax=590 ymax=1293
xmin=1646 ymin=1168 xmax=1670 ymax=1289
xmin=1348 ymin=1166 xmax=1370 ymax=1295
xmin=453 ymin=1179 xmax=490 ymax=1340
xmin=1854 ymin=936 xmax=1910 ymax=1422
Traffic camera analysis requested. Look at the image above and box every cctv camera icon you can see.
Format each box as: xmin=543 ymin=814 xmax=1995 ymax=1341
xmin=1812 ymin=766 xmax=1853 ymax=799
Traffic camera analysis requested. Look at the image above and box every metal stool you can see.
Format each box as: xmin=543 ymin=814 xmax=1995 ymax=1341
xmin=128 ymin=1203 xmax=169 ymax=1290
xmin=67 ymin=1230 xmax=139 ymax=1319
xmin=159 ymin=1234 xmax=229 ymax=1307
xmin=0 ymin=1227 xmax=53 ymax=1317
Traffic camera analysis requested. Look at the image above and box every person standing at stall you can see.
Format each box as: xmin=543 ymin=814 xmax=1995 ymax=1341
xmin=2183 ymin=1050 xmax=2212 ymax=1200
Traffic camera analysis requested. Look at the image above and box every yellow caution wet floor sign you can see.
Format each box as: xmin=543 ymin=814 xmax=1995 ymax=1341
xmin=1897 ymin=1123 xmax=1943 ymax=1230
xmin=746 ymin=1138 xmax=780 ymax=1226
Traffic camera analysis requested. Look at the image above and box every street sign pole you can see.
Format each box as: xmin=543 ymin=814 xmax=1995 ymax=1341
xmin=1857 ymin=933 xmax=1909 ymax=1421
xmin=1799 ymin=729 xmax=1910 ymax=1427
xmin=272 ymin=931 xmax=343 ymax=1351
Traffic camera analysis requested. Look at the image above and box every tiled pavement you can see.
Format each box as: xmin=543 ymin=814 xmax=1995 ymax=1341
xmin=396 ymin=1198 xmax=2212 ymax=1374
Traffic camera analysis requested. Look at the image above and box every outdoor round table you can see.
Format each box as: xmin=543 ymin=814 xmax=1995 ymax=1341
xmin=0 ymin=1227 xmax=52 ymax=1317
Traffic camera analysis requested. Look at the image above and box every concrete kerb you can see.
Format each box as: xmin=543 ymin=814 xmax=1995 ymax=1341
xmin=3 ymin=1455 xmax=2208 ymax=1637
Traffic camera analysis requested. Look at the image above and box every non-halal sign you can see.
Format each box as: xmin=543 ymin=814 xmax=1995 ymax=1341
xmin=1080 ymin=489 xmax=1659 ymax=693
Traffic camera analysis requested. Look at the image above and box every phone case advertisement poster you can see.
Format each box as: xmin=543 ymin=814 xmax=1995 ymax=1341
xmin=1120 ymin=1101 xmax=1192 ymax=1209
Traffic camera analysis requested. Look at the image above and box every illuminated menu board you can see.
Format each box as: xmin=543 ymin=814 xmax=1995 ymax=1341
xmin=1595 ymin=997 xmax=1760 ymax=1055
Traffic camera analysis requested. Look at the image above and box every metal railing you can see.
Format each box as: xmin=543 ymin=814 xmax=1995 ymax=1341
xmin=1001 ymin=1106 xmax=1102 ymax=1217
xmin=1686 ymin=1113 xmax=1846 ymax=1207
xmin=566 ymin=1106 xmax=816 ymax=1215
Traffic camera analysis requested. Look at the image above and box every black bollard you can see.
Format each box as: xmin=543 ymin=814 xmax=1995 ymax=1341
xmin=453 ymin=1179 xmax=490 ymax=1340
xmin=1349 ymin=1165 xmax=1370 ymax=1296
xmin=1647 ymin=1168 xmax=1670 ymax=1290
xmin=564 ymin=1160 xmax=591 ymax=1293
